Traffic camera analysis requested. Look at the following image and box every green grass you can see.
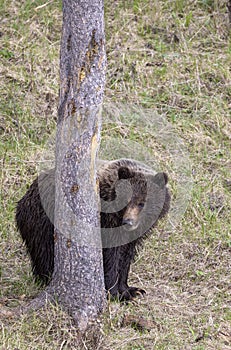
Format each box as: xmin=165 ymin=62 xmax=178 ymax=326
xmin=1 ymin=0 xmax=231 ymax=349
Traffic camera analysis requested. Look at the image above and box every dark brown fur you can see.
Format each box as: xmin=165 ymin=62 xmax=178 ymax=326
xmin=16 ymin=159 xmax=170 ymax=301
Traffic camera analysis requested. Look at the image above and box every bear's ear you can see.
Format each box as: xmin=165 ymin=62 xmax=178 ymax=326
xmin=152 ymin=172 xmax=168 ymax=187
xmin=118 ymin=167 xmax=133 ymax=180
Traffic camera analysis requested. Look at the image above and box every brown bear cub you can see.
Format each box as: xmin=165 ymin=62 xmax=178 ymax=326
xmin=16 ymin=159 xmax=170 ymax=301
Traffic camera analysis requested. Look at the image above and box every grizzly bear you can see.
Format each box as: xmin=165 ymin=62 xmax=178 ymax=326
xmin=16 ymin=158 xmax=170 ymax=301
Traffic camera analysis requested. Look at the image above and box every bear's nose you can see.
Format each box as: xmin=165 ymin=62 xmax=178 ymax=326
xmin=122 ymin=218 xmax=133 ymax=226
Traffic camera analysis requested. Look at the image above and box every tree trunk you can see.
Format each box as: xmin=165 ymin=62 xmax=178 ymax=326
xmin=20 ymin=0 xmax=107 ymax=331
xmin=50 ymin=0 xmax=106 ymax=329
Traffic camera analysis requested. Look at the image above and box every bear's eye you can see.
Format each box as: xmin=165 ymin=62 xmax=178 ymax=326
xmin=138 ymin=202 xmax=145 ymax=209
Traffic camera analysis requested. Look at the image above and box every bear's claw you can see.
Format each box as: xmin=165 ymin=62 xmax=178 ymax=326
xmin=119 ymin=286 xmax=146 ymax=301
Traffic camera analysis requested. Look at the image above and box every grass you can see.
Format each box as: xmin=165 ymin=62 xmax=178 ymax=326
xmin=0 ymin=0 xmax=231 ymax=349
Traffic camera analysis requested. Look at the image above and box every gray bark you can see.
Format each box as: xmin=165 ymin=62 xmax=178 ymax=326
xmin=50 ymin=0 xmax=107 ymax=329
xmin=20 ymin=0 xmax=107 ymax=331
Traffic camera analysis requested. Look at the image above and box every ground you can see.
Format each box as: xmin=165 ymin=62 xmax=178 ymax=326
xmin=0 ymin=0 xmax=230 ymax=349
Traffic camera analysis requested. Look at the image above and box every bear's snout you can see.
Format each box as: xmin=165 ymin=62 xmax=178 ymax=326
xmin=122 ymin=218 xmax=134 ymax=227
xmin=122 ymin=203 xmax=142 ymax=230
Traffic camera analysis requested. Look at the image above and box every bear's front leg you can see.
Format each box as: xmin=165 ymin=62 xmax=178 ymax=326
xmin=103 ymin=247 xmax=120 ymax=298
xmin=117 ymin=243 xmax=146 ymax=301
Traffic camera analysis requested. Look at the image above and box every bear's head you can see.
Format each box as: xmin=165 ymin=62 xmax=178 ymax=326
xmin=116 ymin=166 xmax=169 ymax=232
